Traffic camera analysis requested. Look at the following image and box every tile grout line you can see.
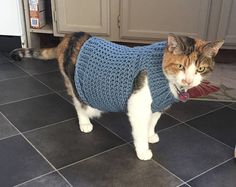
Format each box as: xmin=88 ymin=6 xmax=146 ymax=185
xmin=56 ymin=171 xmax=74 ymax=187
xmin=1 ymin=113 xmax=73 ymax=187
xmin=164 ymin=105 xmax=235 ymax=150
xmin=220 ymin=102 xmax=235 ymax=106
xmin=184 ymin=123 xmax=234 ymax=150
xmin=164 ymin=112 xmax=182 ymax=122
xmin=190 ymin=98 xmax=234 ymax=104
xmin=0 ymin=75 xmax=29 ymax=82
xmin=56 ymin=91 xmax=73 ymax=104
xmin=226 ymin=104 xmax=236 ymax=111
xmin=158 ymin=122 xmax=183 ymax=133
xmin=0 ymin=114 xmax=76 ymax=142
xmin=184 ymin=105 xmax=229 ymax=123
xmin=0 ymin=132 xmax=20 ymax=142
xmin=7 ymin=58 xmax=60 ymax=76
xmin=31 ymin=76 xmax=74 ymax=106
xmin=22 ymin=117 xmax=77 ymax=135
xmin=58 ymin=143 xmax=130 ymax=171
xmin=151 ymin=158 xmax=186 ymax=185
xmin=13 ymin=170 xmax=55 ymax=187
xmin=31 ymin=69 xmax=60 ymax=76
xmin=176 ymin=182 xmax=192 ymax=187
xmin=10 ymin=60 xmax=74 ymax=106
xmin=93 ymin=118 xmax=130 ymax=143
xmin=125 ymin=141 xmax=189 ymax=185
xmin=53 ymin=88 xmax=68 ymax=93
xmin=185 ymin=157 xmax=234 ymax=184
xmin=165 ymin=104 xmax=226 ymax=124
xmin=0 ymin=92 xmax=54 ymax=106
xmin=96 ymin=116 xmax=183 ymax=147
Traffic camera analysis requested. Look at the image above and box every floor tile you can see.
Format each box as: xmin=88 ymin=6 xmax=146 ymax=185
xmin=17 ymin=172 xmax=70 ymax=187
xmin=0 ymin=36 xmax=21 ymax=52
xmin=34 ymin=71 xmax=66 ymax=91
xmin=151 ymin=125 xmax=233 ymax=181
xmin=0 ymin=94 xmax=76 ymax=132
xmin=16 ymin=58 xmax=59 ymax=75
xmin=188 ymin=159 xmax=236 ymax=187
xmin=187 ymin=107 xmax=236 ymax=148
xmin=228 ymin=103 xmax=236 ymax=110
xmin=57 ymin=91 xmax=72 ymax=104
xmin=0 ymin=53 xmax=9 ymax=64
xmin=157 ymin=114 xmax=181 ymax=131
xmin=96 ymin=112 xmax=132 ymax=141
xmin=0 ymin=76 xmax=52 ymax=105
xmin=0 ymin=135 xmax=52 ymax=187
xmin=25 ymin=119 xmax=125 ymax=168
xmin=166 ymin=100 xmax=223 ymax=122
xmin=60 ymin=144 xmax=182 ymax=187
xmin=97 ymin=113 xmax=180 ymax=142
xmin=220 ymin=102 xmax=233 ymax=106
xmin=0 ymin=113 xmax=18 ymax=139
xmin=178 ymin=184 xmax=191 ymax=187
xmin=0 ymin=62 xmax=27 ymax=80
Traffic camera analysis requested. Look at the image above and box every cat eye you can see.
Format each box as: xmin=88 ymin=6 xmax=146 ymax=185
xmin=177 ymin=64 xmax=184 ymax=70
xmin=197 ymin=66 xmax=206 ymax=73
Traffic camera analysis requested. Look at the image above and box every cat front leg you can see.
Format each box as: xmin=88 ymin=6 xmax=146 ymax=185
xmin=128 ymin=109 xmax=152 ymax=160
xmin=127 ymin=77 xmax=153 ymax=160
xmin=148 ymin=112 xmax=161 ymax=143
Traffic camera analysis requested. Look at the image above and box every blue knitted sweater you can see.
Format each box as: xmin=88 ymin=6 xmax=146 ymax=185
xmin=74 ymin=37 xmax=178 ymax=112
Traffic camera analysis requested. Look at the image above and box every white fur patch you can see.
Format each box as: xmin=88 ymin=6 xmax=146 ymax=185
xmin=127 ymin=78 xmax=154 ymax=160
xmin=169 ymin=83 xmax=178 ymax=98
xmin=175 ymin=63 xmax=203 ymax=90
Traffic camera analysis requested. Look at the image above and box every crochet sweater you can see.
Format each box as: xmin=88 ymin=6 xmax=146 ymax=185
xmin=74 ymin=37 xmax=178 ymax=112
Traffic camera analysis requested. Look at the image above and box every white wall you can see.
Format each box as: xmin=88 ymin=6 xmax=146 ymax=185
xmin=0 ymin=0 xmax=25 ymax=36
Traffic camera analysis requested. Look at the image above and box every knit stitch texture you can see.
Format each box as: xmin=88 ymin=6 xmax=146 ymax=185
xmin=74 ymin=37 xmax=178 ymax=112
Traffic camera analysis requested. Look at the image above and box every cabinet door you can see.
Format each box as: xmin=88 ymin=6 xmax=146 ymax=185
xmin=217 ymin=0 xmax=236 ymax=46
xmin=120 ymin=0 xmax=211 ymax=40
xmin=55 ymin=0 xmax=110 ymax=36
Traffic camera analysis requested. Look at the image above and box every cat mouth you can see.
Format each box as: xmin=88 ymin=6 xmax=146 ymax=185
xmin=174 ymin=84 xmax=190 ymax=102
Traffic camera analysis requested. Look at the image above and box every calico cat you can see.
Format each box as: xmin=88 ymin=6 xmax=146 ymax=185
xmin=10 ymin=32 xmax=224 ymax=160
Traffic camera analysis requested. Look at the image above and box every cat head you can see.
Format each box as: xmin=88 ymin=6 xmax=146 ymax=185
xmin=163 ymin=33 xmax=224 ymax=91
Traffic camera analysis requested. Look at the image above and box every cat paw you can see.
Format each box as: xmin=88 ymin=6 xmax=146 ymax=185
xmin=80 ymin=123 xmax=93 ymax=133
xmin=137 ymin=149 xmax=153 ymax=160
xmin=148 ymin=133 xmax=159 ymax=143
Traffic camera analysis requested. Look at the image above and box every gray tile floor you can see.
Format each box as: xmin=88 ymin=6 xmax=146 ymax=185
xmin=0 ymin=52 xmax=235 ymax=187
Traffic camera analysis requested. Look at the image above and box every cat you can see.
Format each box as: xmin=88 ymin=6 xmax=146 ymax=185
xmin=10 ymin=32 xmax=224 ymax=160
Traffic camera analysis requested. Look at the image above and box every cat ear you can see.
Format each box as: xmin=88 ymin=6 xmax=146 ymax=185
xmin=203 ymin=40 xmax=224 ymax=58
xmin=167 ymin=33 xmax=183 ymax=55
xmin=167 ymin=33 xmax=187 ymax=55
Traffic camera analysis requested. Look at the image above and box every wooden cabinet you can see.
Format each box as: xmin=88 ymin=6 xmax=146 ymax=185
xmin=120 ymin=0 xmax=211 ymax=40
xmin=217 ymin=0 xmax=236 ymax=47
xmin=54 ymin=0 xmax=110 ymax=36
xmin=23 ymin=0 xmax=236 ymax=48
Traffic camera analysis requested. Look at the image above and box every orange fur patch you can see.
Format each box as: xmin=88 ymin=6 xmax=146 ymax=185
xmin=163 ymin=39 xmax=214 ymax=76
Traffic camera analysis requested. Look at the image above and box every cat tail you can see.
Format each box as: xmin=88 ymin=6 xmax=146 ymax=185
xmin=9 ymin=47 xmax=57 ymax=61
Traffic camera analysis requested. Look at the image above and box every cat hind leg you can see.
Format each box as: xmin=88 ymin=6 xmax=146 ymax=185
xmin=73 ymin=96 xmax=102 ymax=133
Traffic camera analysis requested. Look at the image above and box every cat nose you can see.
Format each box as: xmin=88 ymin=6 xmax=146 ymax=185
xmin=182 ymin=79 xmax=192 ymax=86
